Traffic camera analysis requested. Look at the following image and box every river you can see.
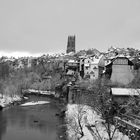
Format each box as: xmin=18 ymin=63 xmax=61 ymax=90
xmin=0 ymin=95 xmax=66 ymax=140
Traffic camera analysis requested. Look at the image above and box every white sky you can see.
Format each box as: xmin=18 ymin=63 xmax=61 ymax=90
xmin=0 ymin=0 xmax=140 ymax=57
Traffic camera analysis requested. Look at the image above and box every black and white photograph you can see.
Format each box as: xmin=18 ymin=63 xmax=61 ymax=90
xmin=0 ymin=0 xmax=140 ymax=140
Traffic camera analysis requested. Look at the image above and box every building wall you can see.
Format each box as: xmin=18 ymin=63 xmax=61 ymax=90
xmin=68 ymin=87 xmax=97 ymax=107
xmin=79 ymin=59 xmax=84 ymax=71
xmin=111 ymin=64 xmax=134 ymax=85
xmin=84 ymin=58 xmax=91 ymax=75
xmin=112 ymin=96 xmax=131 ymax=105
xmin=90 ymin=64 xmax=99 ymax=79
xmin=79 ymin=55 xmax=105 ymax=79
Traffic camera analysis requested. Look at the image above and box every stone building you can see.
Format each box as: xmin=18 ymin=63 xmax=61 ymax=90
xmin=66 ymin=35 xmax=76 ymax=54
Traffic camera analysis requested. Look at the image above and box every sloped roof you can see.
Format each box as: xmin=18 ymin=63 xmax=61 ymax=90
xmin=85 ymin=63 xmax=90 ymax=67
xmin=90 ymin=55 xmax=103 ymax=64
xmin=68 ymin=59 xmax=78 ymax=63
xmin=111 ymin=88 xmax=140 ymax=96
xmin=90 ymin=55 xmax=105 ymax=67
xmin=105 ymin=56 xmax=134 ymax=66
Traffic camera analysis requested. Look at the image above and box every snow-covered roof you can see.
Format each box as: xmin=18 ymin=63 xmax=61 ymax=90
xmin=91 ymin=58 xmax=100 ymax=64
xmin=79 ymin=55 xmax=86 ymax=59
xmin=85 ymin=63 xmax=90 ymax=67
xmin=111 ymin=88 xmax=140 ymax=96
xmin=68 ymin=60 xmax=75 ymax=63
xmin=90 ymin=55 xmax=101 ymax=64
xmin=68 ymin=59 xmax=78 ymax=63
xmin=116 ymin=54 xmax=126 ymax=58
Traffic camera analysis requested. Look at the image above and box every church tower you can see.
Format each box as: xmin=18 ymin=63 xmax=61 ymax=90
xmin=66 ymin=35 xmax=76 ymax=54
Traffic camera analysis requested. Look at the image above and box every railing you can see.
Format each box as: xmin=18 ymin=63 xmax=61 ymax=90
xmin=114 ymin=115 xmax=140 ymax=140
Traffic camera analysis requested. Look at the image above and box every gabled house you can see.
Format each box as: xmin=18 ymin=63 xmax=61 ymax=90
xmin=84 ymin=56 xmax=92 ymax=76
xmin=105 ymin=56 xmax=134 ymax=85
xmin=79 ymin=55 xmax=105 ymax=79
xmin=90 ymin=55 xmax=105 ymax=79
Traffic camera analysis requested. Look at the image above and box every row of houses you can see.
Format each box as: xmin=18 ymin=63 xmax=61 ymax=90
xmin=65 ymin=52 xmax=140 ymax=85
xmin=0 ymin=56 xmax=38 ymax=69
xmin=1 ymin=47 xmax=140 ymax=85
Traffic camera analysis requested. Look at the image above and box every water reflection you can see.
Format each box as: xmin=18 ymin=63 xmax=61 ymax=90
xmin=0 ymin=112 xmax=7 ymax=140
xmin=0 ymin=96 xmax=62 ymax=140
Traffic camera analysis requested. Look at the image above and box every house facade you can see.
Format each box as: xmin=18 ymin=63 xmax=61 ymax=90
xmin=106 ymin=56 xmax=135 ymax=85
xmin=79 ymin=55 xmax=105 ymax=80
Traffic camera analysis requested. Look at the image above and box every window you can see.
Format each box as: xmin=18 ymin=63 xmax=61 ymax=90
xmin=93 ymin=66 xmax=97 ymax=69
xmin=86 ymin=66 xmax=88 ymax=70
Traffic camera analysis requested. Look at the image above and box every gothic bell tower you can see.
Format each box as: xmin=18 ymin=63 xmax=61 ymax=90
xmin=66 ymin=35 xmax=76 ymax=54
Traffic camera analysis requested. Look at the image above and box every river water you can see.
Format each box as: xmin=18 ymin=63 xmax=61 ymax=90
xmin=0 ymin=95 xmax=65 ymax=140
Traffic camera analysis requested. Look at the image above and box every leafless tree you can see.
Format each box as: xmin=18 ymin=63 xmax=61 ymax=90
xmin=84 ymin=79 xmax=129 ymax=140
xmin=67 ymin=104 xmax=86 ymax=139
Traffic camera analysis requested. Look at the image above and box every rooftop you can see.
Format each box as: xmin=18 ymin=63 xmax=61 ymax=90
xmin=111 ymin=88 xmax=140 ymax=96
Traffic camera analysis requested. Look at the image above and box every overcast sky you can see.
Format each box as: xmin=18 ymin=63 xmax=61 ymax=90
xmin=0 ymin=0 xmax=140 ymax=57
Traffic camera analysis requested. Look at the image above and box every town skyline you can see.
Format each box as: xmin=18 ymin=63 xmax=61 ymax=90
xmin=0 ymin=45 xmax=140 ymax=58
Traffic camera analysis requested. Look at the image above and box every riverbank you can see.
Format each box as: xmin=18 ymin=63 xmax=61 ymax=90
xmin=0 ymin=95 xmax=67 ymax=140
xmin=0 ymin=89 xmax=55 ymax=110
xmin=0 ymin=91 xmax=68 ymax=140
xmin=0 ymin=94 xmax=28 ymax=109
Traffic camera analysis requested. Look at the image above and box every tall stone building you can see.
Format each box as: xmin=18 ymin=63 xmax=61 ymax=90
xmin=66 ymin=35 xmax=76 ymax=54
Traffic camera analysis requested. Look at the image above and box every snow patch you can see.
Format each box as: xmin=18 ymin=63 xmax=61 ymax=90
xmin=0 ymin=94 xmax=22 ymax=107
xmin=23 ymin=89 xmax=55 ymax=95
xmin=66 ymin=104 xmax=129 ymax=140
xmin=21 ymin=101 xmax=50 ymax=106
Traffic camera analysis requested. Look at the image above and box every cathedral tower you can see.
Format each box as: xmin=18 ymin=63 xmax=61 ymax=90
xmin=66 ymin=35 xmax=76 ymax=54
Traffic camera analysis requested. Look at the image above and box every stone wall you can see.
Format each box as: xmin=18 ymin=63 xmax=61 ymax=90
xmin=68 ymin=86 xmax=96 ymax=107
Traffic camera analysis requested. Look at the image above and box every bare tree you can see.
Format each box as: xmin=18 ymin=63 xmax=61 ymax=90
xmin=84 ymin=79 xmax=129 ymax=140
xmin=67 ymin=104 xmax=86 ymax=139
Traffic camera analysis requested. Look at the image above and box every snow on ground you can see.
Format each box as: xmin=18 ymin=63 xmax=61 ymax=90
xmin=66 ymin=104 xmax=129 ymax=140
xmin=23 ymin=89 xmax=55 ymax=95
xmin=0 ymin=89 xmax=53 ymax=108
xmin=0 ymin=94 xmax=22 ymax=107
xmin=21 ymin=101 xmax=50 ymax=106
